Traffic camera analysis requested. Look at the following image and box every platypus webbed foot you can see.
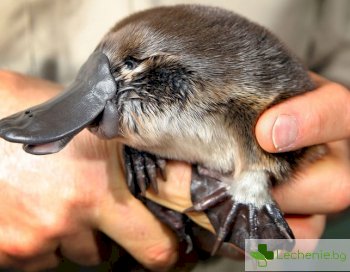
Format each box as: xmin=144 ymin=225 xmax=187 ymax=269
xmin=211 ymin=202 xmax=295 ymax=254
xmin=190 ymin=167 xmax=295 ymax=254
xmin=123 ymin=146 xmax=167 ymax=195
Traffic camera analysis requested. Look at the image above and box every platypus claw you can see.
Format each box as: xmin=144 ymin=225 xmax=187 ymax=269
xmin=124 ymin=146 xmax=165 ymax=195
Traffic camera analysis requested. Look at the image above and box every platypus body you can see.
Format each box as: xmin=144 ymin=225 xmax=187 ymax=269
xmin=0 ymin=5 xmax=323 ymax=256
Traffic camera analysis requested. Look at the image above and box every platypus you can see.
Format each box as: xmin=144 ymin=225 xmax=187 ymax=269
xmin=0 ymin=5 xmax=324 ymax=255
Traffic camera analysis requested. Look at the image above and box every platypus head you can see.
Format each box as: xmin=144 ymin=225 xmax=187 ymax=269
xmin=0 ymin=6 xmax=230 ymax=156
xmin=0 ymin=5 xmax=312 ymax=157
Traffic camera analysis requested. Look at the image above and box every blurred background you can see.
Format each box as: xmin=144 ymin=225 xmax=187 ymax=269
xmin=1 ymin=0 xmax=350 ymax=87
xmin=0 ymin=0 xmax=349 ymax=271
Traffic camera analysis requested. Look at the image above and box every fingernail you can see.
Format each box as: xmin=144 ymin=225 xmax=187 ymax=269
xmin=272 ymin=115 xmax=298 ymax=151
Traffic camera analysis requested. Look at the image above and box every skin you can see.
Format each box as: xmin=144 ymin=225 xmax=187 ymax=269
xmin=0 ymin=70 xmax=348 ymax=271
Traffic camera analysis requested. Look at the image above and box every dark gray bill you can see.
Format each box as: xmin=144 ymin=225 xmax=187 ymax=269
xmin=0 ymin=51 xmax=117 ymax=155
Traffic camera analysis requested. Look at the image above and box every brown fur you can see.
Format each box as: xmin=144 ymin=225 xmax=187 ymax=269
xmin=95 ymin=4 xmax=323 ymax=195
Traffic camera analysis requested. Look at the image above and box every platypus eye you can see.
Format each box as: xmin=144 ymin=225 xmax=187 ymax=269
xmin=124 ymin=57 xmax=139 ymax=70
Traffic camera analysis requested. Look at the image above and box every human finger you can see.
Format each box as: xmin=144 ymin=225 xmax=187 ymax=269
xmin=255 ymin=74 xmax=350 ymax=152
xmin=94 ymin=149 xmax=178 ymax=272
xmin=97 ymin=197 xmax=178 ymax=271
xmin=286 ymin=214 xmax=326 ymax=252
xmin=286 ymin=214 xmax=326 ymax=239
xmin=272 ymin=141 xmax=350 ymax=214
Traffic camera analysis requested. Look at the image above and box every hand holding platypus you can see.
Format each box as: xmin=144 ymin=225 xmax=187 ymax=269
xmin=0 ymin=5 xmax=327 ymax=256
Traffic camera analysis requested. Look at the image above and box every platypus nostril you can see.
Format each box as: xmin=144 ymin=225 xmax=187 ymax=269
xmin=24 ymin=110 xmax=33 ymax=118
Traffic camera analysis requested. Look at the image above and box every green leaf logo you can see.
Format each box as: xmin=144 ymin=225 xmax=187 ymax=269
xmin=250 ymin=251 xmax=266 ymax=260
xmin=258 ymin=243 xmax=274 ymax=260
xmin=250 ymin=244 xmax=274 ymax=268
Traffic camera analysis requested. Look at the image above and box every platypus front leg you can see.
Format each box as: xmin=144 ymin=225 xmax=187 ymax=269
xmin=123 ymin=146 xmax=166 ymax=195
xmin=123 ymin=146 xmax=194 ymax=251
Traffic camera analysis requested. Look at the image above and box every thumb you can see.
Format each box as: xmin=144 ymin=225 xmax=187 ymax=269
xmin=255 ymin=74 xmax=350 ymax=152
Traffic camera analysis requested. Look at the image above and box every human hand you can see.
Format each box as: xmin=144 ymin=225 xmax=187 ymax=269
xmin=255 ymin=73 xmax=350 ymax=240
xmin=0 ymin=71 xmax=177 ymax=271
xmin=1 ymin=70 xmax=348 ymax=271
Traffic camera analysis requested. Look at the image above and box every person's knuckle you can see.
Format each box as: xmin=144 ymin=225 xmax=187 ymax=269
xmin=30 ymin=208 xmax=69 ymax=239
xmin=142 ymin=243 xmax=177 ymax=270
xmin=63 ymin=183 xmax=96 ymax=212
